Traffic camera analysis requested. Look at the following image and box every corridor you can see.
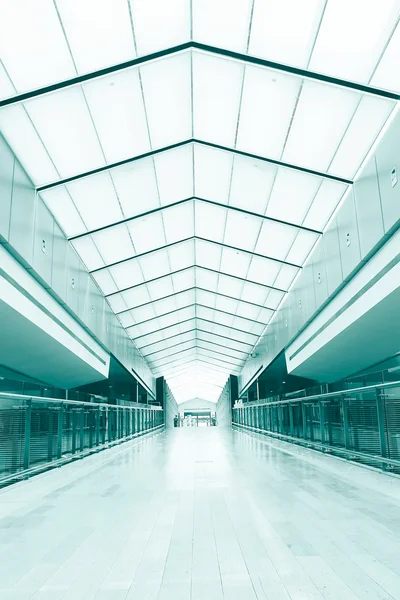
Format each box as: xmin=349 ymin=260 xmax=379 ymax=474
xmin=1 ymin=428 xmax=400 ymax=600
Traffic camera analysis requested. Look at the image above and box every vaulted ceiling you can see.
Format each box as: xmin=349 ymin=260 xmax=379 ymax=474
xmin=0 ymin=0 xmax=399 ymax=402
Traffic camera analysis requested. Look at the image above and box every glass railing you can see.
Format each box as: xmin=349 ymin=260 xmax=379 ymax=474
xmin=232 ymin=381 xmax=400 ymax=473
xmin=0 ymin=393 xmax=164 ymax=487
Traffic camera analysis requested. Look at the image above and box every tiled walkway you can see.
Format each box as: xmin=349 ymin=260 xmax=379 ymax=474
xmin=1 ymin=427 xmax=400 ymax=599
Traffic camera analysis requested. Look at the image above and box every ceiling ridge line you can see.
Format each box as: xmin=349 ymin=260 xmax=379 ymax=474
xmin=67 ymin=196 xmax=322 ymax=241
xmin=38 ymin=139 xmax=352 ymax=192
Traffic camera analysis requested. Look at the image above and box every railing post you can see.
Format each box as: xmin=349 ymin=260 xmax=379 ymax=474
xmin=301 ymin=402 xmax=307 ymax=439
xmin=23 ymin=400 xmax=32 ymax=470
xmin=341 ymin=396 xmax=351 ymax=450
xmin=95 ymin=407 xmax=100 ymax=446
xmin=57 ymin=404 xmax=64 ymax=459
xmin=289 ymin=404 xmax=294 ymax=437
xmin=107 ymin=408 xmax=112 ymax=442
xmin=72 ymin=410 xmax=77 ymax=454
xmin=319 ymin=400 xmax=326 ymax=444
xmin=376 ymin=389 xmax=388 ymax=459
xmin=79 ymin=408 xmax=84 ymax=452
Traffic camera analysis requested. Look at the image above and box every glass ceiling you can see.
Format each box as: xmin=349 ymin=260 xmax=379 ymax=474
xmin=0 ymin=0 xmax=399 ymax=403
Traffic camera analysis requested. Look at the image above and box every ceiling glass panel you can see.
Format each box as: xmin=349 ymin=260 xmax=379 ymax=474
xmin=90 ymin=225 xmax=134 ymax=268
xmin=216 ymin=272 xmax=245 ymax=298
xmin=56 ymin=0 xmax=136 ymax=74
xmin=168 ymin=240 xmax=195 ymax=272
xmin=40 ymin=187 xmax=85 ymax=238
xmin=286 ymin=230 xmax=318 ymax=265
xmin=163 ymin=201 xmax=194 ymax=243
xmin=0 ymin=0 xmax=75 ymax=93
xmin=91 ymin=270 xmax=119 ymax=297
xmin=237 ymin=65 xmax=301 ymax=158
xmin=66 ymin=173 xmax=123 ymax=232
xmin=281 ymin=81 xmax=360 ymax=175
xmin=254 ymin=221 xmax=298 ymax=262
xmin=308 ymin=0 xmax=400 ymax=83
xmin=111 ymin=158 xmax=160 ymax=218
xmin=266 ymin=169 xmax=321 ymax=227
xmin=249 ymin=0 xmax=324 ymax=68
xmin=229 ymin=155 xmax=275 ymax=215
xmin=246 ymin=255 xmax=280 ymax=287
xmin=24 ymin=86 xmax=106 ymax=179
xmin=193 ymin=144 xmax=232 ymax=201
xmin=302 ymin=179 xmax=348 ymax=231
xmin=127 ymin=211 xmax=166 ymax=255
xmin=192 ymin=0 xmax=252 ymax=52
xmin=195 ymin=201 xmax=226 ymax=243
xmin=328 ymin=95 xmax=394 ymax=179
xmin=0 ymin=104 xmax=59 ymax=185
xmin=141 ymin=52 xmax=191 ymax=148
xmin=107 ymin=258 xmax=145 ymax=290
xmin=371 ymin=22 xmax=400 ymax=93
xmin=223 ymin=210 xmax=261 ymax=252
xmin=130 ymin=0 xmax=190 ymax=56
xmin=193 ymin=51 xmax=244 ymax=147
xmin=155 ymin=144 xmax=194 ymax=205
xmin=72 ymin=237 xmax=105 ymax=272
xmin=82 ymin=68 xmax=150 ymax=164
xmin=138 ymin=249 xmax=171 ymax=282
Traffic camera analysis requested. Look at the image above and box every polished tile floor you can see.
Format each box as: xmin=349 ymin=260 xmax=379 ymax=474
xmin=1 ymin=427 xmax=400 ymax=600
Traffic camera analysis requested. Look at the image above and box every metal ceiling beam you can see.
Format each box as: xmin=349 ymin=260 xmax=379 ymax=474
xmin=5 ymin=41 xmax=397 ymax=110
xmin=152 ymin=352 xmax=241 ymax=371
xmin=138 ymin=327 xmax=253 ymax=351
xmin=143 ymin=336 xmax=248 ymax=359
xmin=147 ymin=344 xmax=244 ymax=367
xmin=125 ymin=301 xmax=267 ymax=329
xmin=105 ymin=265 xmax=286 ymax=298
xmin=90 ymin=235 xmax=301 ymax=274
xmin=38 ymin=138 xmax=352 ymax=193
xmin=130 ymin=314 xmax=259 ymax=341
xmin=68 ymin=196 xmax=321 ymax=241
xmin=117 ymin=285 xmax=275 ymax=316
xmin=157 ymin=361 xmax=231 ymax=377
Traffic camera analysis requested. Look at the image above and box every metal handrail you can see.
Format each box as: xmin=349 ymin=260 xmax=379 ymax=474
xmin=233 ymin=422 xmax=400 ymax=470
xmin=236 ymin=380 xmax=400 ymax=409
xmin=0 ymin=391 xmax=162 ymax=410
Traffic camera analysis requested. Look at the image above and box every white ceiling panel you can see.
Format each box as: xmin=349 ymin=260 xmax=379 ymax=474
xmin=193 ymin=144 xmax=232 ymax=201
xmin=0 ymin=104 xmax=59 ymax=185
xmin=110 ymin=158 xmax=160 ymax=217
xmin=195 ymin=201 xmax=226 ymax=242
xmin=237 ymin=66 xmax=301 ymax=158
xmin=249 ymin=0 xmax=325 ymax=68
xmin=130 ymin=0 xmax=190 ymax=56
xmin=192 ymin=0 xmax=252 ymax=52
xmin=141 ymin=52 xmax=191 ymax=148
xmin=83 ymin=68 xmax=150 ymax=164
xmin=219 ymin=247 xmax=251 ymax=279
xmin=155 ymin=144 xmax=194 ymax=204
xmin=40 ymin=187 xmax=86 ymax=238
xmin=0 ymin=0 xmax=75 ymax=93
xmin=302 ymin=179 xmax=348 ymax=231
xmin=255 ymin=221 xmax=298 ymax=262
xmin=127 ymin=210 xmax=166 ymax=254
xmin=66 ymin=173 xmax=123 ymax=232
xmin=72 ymin=237 xmax=105 ymax=272
xmin=91 ymin=224 xmax=134 ymax=267
xmin=193 ymin=51 xmax=244 ymax=147
xmin=308 ymin=0 xmax=400 ymax=83
xmin=163 ymin=200 xmax=195 ymax=243
xmin=138 ymin=250 xmax=172 ymax=282
xmin=57 ymin=0 xmax=136 ymax=74
xmin=266 ymin=168 xmax=321 ymax=227
xmin=24 ymin=86 xmax=106 ymax=179
xmin=282 ymin=81 xmax=361 ymax=174
xmin=229 ymin=155 xmax=275 ymax=215
xmin=107 ymin=257 xmax=145 ymax=290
